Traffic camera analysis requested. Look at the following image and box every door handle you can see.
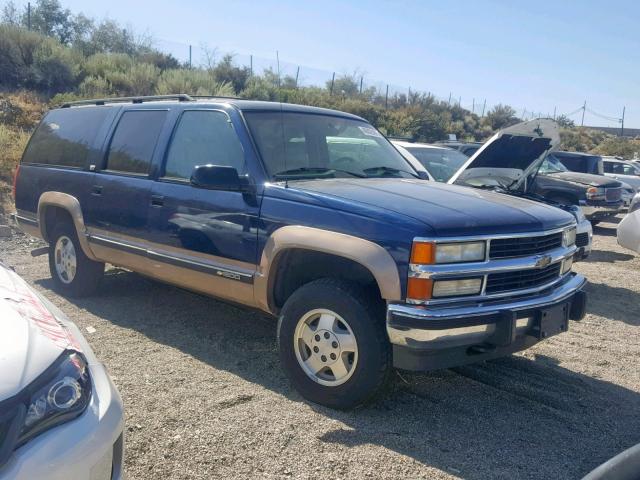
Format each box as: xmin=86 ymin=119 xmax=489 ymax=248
xmin=91 ymin=185 xmax=103 ymax=196
xmin=151 ymin=195 xmax=165 ymax=207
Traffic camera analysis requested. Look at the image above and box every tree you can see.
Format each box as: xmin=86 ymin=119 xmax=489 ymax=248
xmin=485 ymin=104 xmax=519 ymax=130
xmin=556 ymin=114 xmax=575 ymax=128
xmin=25 ymin=0 xmax=75 ymax=44
xmin=210 ymin=54 xmax=250 ymax=93
xmin=1 ymin=1 xmax=20 ymax=24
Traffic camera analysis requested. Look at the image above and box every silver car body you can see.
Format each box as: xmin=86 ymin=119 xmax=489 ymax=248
xmin=0 ymin=264 xmax=124 ymax=480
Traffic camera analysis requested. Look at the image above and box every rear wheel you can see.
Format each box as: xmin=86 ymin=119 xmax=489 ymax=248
xmin=48 ymin=221 xmax=104 ymax=297
xmin=277 ymin=278 xmax=392 ymax=409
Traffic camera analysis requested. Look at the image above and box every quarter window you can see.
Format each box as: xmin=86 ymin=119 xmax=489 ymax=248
xmin=106 ymin=110 xmax=167 ymax=174
xmin=22 ymin=108 xmax=111 ymax=168
xmin=163 ymin=110 xmax=245 ymax=180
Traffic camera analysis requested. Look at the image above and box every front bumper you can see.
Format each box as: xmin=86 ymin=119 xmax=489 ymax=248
xmin=0 ymin=363 xmax=124 ymax=480
xmin=579 ymin=201 xmax=623 ymax=219
xmin=387 ymin=273 xmax=587 ymax=371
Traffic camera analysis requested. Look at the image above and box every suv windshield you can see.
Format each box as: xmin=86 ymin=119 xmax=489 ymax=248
xmin=405 ymin=147 xmax=469 ymax=182
xmin=539 ymin=155 xmax=569 ymax=174
xmin=244 ymin=112 xmax=417 ymax=180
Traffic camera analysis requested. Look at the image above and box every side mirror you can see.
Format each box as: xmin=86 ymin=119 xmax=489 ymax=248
xmin=190 ymin=165 xmax=252 ymax=193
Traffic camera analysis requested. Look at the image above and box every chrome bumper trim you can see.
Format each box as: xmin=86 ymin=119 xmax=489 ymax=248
xmin=387 ymin=273 xmax=586 ymax=346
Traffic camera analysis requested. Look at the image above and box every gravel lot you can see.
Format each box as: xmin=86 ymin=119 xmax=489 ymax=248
xmin=1 ymin=215 xmax=639 ymax=480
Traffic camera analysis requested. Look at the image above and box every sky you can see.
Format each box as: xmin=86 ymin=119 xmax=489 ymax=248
xmin=59 ymin=0 xmax=640 ymax=128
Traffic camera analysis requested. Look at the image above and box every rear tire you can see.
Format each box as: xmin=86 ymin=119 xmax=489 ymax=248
xmin=277 ymin=278 xmax=392 ymax=409
xmin=48 ymin=221 xmax=104 ymax=297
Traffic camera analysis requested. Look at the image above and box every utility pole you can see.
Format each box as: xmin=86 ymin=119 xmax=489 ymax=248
xmin=472 ymin=98 xmax=475 ymax=114
xmin=553 ymin=106 xmax=556 ymax=120
xmin=249 ymin=55 xmax=253 ymax=77
xmin=458 ymin=96 xmax=461 ymax=107
xmin=27 ymin=2 xmax=31 ymax=30
xmin=385 ymin=84 xmax=389 ymax=109
xmin=295 ymin=66 xmax=300 ymax=88
xmin=481 ymin=99 xmax=486 ymax=117
xmin=329 ymin=72 xmax=335 ymax=95
xmin=448 ymin=92 xmax=451 ymax=104
xmin=621 ymin=106 xmax=626 ymax=137
xmin=581 ymin=100 xmax=586 ymax=127
xmin=189 ymin=45 xmax=192 ymax=69
xmin=359 ymin=76 xmax=363 ymax=94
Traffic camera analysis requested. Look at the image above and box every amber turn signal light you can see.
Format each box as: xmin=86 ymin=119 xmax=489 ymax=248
xmin=407 ymin=277 xmax=433 ymax=300
xmin=411 ymin=242 xmax=435 ymax=265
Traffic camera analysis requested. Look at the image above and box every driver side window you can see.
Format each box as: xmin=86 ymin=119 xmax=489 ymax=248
xmin=163 ymin=110 xmax=245 ymax=180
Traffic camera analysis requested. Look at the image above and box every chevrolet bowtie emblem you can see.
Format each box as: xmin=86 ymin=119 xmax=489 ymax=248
xmin=534 ymin=255 xmax=552 ymax=269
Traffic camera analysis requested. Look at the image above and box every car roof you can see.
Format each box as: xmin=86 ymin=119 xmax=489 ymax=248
xmin=57 ymin=97 xmax=366 ymax=122
xmin=553 ymin=151 xmax=601 ymax=158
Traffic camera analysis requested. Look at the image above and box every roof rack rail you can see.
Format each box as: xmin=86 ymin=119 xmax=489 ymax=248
xmin=60 ymin=94 xmax=194 ymax=108
xmin=190 ymin=95 xmax=240 ymax=100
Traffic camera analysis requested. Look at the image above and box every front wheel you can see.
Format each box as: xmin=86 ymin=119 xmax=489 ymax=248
xmin=277 ymin=279 xmax=392 ymax=409
xmin=48 ymin=221 xmax=105 ymax=297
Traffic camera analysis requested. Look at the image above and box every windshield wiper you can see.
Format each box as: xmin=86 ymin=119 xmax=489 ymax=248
xmin=362 ymin=166 xmax=418 ymax=178
xmin=273 ymin=167 xmax=365 ymax=180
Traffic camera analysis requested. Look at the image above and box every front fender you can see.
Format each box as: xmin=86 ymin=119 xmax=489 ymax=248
xmin=254 ymin=225 xmax=402 ymax=313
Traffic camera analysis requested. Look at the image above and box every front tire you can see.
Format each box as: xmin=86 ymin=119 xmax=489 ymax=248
xmin=48 ymin=221 xmax=104 ymax=297
xmin=277 ymin=279 xmax=392 ymax=409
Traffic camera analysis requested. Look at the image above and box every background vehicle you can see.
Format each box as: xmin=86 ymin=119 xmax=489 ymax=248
xmin=434 ymin=140 xmax=483 ymax=157
xmin=14 ymin=95 xmax=586 ymax=409
xmin=391 ymin=141 xmax=468 ymax=182
xmin=602 ymin=157 xmax=640 ymax=191
xmin=617 ymin=193 xmax=640 ymax=254
xmin=553 ymin=151 xmax=604 ymax=175
xmin=0 ymin=262 xmax=124 ymax=479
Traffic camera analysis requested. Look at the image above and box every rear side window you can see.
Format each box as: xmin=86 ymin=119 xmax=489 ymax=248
xmin=163 ymin=110 xmax=245 ymax=180
xmin=106 ymin=110 xmax=167 ymax=175
xmin=22 ymin=108 xmax=110 ymax=168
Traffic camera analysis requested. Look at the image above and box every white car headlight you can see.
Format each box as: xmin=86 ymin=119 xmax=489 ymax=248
xmin=432 ymin=278 xmax=483 ymax=297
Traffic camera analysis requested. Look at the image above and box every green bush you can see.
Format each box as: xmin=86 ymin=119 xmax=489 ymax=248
xmin=156 ymin=69 xmax=235 ymax=97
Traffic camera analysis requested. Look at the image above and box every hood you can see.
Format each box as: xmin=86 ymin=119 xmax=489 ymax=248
xmin=279 ymin=178 xmax=575 ymax=236
xmin=545 ymin=171 xmax=623 ymax=188
xmin=448 ymin=119 xmax=560 ymax=190
xmin=0 ymin=264 xmax=79 ymax=400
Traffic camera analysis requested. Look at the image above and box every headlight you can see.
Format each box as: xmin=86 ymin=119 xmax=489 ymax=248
xmin=17 ymin=351 xmax=92 ymax=448
xmin=586 ymin=186 xmax=606 ymax=201
xmin=562 ymin=227 xmax=576 ymax=247
xmin=432 ymin=278 xmax=483 ymax=297
xmin=411 ymin=241 xmax=486 ymax=264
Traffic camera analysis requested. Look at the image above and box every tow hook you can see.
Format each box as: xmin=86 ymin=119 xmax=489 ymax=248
xmin=30 ymin=246 xmax=49 ymax=257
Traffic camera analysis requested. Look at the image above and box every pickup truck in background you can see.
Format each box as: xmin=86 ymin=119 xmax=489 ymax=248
xmin=13 ymin=95 xmax=587 ymax=409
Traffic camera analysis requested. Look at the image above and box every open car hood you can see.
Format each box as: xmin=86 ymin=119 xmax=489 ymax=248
xmin=447 ymin=119 xmax=560 ymax=191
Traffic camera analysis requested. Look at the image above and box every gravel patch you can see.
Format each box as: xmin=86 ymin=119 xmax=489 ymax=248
xmin=1 ymin=216 xmax=639 ymax=479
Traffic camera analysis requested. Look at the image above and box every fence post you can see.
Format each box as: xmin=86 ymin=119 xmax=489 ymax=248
xmin=250 ymin=55 xmax=253 ymax=77
xmin=481 ymin=99 xmax=486 ymax=117
xmin=553 ymin=106 xmax=556 ymax=120
xmin=295 ymin=66 xmax=300 ymax=88
xmin=27 ymin=2 xmax=31 ymax=30
xmin=385 ymin=85 xmax=389 ymax=109
xmin=472 ymin=98 xmax=475 ymax=114
xmin=359 ymin=76 xmax=363 ymax=94
xmin=329 ymin=72 xmax=335 ymax=95
xmin=189 ymin=45 xmax=192 ymax=69
xmin=448 ymin=92 xmax=451 ymax=104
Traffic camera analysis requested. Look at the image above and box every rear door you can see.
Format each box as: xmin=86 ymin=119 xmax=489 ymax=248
xmin=85 ymin=108 xmax=169 ymax=244
xmin=145 ymin=107 xmax=261 ymax=304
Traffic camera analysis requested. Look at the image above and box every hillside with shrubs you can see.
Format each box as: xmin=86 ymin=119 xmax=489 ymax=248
xmin=1 ymin=0 xmax=638 ymax=185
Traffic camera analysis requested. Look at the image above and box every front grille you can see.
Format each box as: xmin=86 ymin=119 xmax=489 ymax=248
xmin=486 ymin=263 xmax=562 ymax=294
xmin=576 ymin=232 xmax=589 ymax=248
xmin=605 ymin=188 xmax=622 ymax=202
xmin=489 ymin=232 xmax=563 ymax=259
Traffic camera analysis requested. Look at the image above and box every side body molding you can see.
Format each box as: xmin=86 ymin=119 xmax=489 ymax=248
xmin=255 ymin=225 xmax=402 ymax=313
xmin=37 ymin=192 xmax=98 ymax=260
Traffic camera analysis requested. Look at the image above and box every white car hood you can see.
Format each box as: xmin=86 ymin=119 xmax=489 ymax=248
xmin=448 ymin=119 xmax=560 ymax=189
xmin=0 ymin=265 xmax=80 ymax=400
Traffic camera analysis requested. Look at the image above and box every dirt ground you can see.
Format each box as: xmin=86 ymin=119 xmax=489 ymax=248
xmin=1 ymin=215 xmax=639 ymax=480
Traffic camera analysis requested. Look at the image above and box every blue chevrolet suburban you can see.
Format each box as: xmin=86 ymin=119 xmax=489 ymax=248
xmin=13 ymin=95 xmax=587 ymax=409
